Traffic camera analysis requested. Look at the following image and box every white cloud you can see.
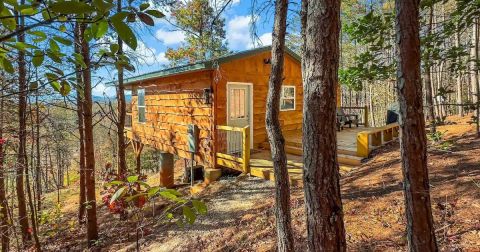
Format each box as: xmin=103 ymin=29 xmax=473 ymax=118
xmin=226 ymin=15 xmax=253 ymax=50
xmin=155 ymin=29 xmax=186 ymax=46
xmin=93 ymin=83 xmax=116 ymax=97
xmin=231 ymin=0 xmax=241 ymax=5
xmin=252 ymin=32 xmax=272 ymax=47
xmin=226 ymin=15 xmax=271 ymax=50
xmin=127 ymin=41 xmax=169 ymax=66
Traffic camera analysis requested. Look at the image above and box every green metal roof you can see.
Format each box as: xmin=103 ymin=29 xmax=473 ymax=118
xmin=121 ymin=46 xmax=301 ymax=86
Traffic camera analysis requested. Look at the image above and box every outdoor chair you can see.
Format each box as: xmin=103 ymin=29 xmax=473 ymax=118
xmin=336 ymin=108 xmax=359 ymax=131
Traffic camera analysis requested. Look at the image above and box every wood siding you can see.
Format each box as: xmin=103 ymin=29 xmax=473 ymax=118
xmin=214 ymin=51 xmax=303 ymax=148
xmin=128 ymin=70 xmax=214 ymax=167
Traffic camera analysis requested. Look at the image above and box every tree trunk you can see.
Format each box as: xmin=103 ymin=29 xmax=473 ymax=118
xmin=395 ymin=0 xmax=438 ymax=250
xmin=265 ymin=0 xmax=294 ymax=250
xmin=473 ymin=18 xmax=480 ymax=137
xmin=35 ymin=94 xmax=42 ymax=213
xmin=80 ymin=23 xmax=99 ymax=247
xmin=0 ymin=91 xmax=9 ymax=252
xmin=116 ymin=0 xmax=128 ymax=177
xmin=424 ymin=5 xmax=436 ymax=133
xmin=301 ymin=0 xmax=346 ymax=250
xmin=456 ymin=29 xmax=463 ymax=117
xmin=74 ymin=22 xmax=87 ymax=225
xmin=15 ymin=4 xmax=31 ymax=243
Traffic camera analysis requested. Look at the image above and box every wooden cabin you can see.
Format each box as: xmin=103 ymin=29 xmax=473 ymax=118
xmin=123 ymin=46 xmax=399 ymax=183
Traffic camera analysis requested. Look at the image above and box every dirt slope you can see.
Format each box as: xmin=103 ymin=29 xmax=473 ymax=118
xmin=42 ymin=116 xmax=480 ymax=251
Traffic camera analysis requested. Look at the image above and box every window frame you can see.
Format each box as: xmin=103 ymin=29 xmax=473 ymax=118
xmin=137 ymin=88 xmax=146 ymax=123
xmin=280 ymin=85 xmax=296 ymax=111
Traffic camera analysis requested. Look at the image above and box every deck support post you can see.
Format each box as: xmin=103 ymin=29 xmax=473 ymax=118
xmin=357 ymin=131 xmax=369 ymax=158
xmin=364 ymin=105 xmax=369 ymax=127
xmin=242 ymin=126 xmax=250 ymax=173
xmin=159 ymin=152 xmax=174 ymax=188
xmin=132 ymin=140 xmax=144 ymax=175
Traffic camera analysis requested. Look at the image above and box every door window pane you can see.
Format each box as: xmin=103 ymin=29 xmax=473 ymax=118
xmin=230 ymin=88 xmax=246 ymax=119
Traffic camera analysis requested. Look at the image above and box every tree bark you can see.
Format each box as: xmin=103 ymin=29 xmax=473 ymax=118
xmin=15 ymin=4 xmax=32 ymax=243
xmin=74 ymin=22 xmax=87 ymax=224
xmin=395 ymin=0 xmax=438 ymax=250
xmin=265 ymin=0 xmax=294 ymax=250
xmin=0 ymin=91 xmax=9 ymax=252
xmin=80 ymin=23 xmax=99 ymax=247
xmin=301 ymin=0 xmax=346 ymax=250
xmin=116 ymin=0 xmax=128 ymax=177
xmin=35 ymin=94 xmax=42 ymax=213
xmin=424 ymin=5 xmax=436 ymax=133
xmin=456 ymin=29 xmax=463 ymax=117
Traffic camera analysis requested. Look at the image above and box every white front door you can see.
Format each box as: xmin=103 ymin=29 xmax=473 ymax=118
xmin=227 ymin=83 xmax=252 ymax=154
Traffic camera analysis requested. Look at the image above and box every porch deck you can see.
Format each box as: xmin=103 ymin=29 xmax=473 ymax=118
xmin=215 ymin=123 xmax=400 ymax=185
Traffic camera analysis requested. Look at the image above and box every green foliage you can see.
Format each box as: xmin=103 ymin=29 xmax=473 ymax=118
xmin=103 ymin=173 xmax=207 ymax=227
xmin=340 ymin=9 xmax=395 ymax=90
xmin=165 ymin=0 xmax=229 ymax=65
xmin=0 ymin=0 xmax=165 ymax=96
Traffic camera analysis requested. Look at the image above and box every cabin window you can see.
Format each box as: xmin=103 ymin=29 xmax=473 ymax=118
xmin=229 ymin=88 xmax=246 ymax=119
xmin=280 ymin=86 xmax=295 ymax=111
xmin=138 ymin=88 xmax=146 ymax=123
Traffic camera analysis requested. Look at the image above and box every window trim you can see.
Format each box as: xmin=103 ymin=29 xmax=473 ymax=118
xmin=280 ymin=85 xmax=296 ymax=111
xmin=137 ymin=88 xmax=146 ymax=123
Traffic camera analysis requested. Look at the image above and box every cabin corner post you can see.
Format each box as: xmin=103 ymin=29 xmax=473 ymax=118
xmin=242 ymin=126 xmax=250 ymax=173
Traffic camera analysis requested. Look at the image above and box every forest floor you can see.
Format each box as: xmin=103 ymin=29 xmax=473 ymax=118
xmin=39 ymin=115 xmax=480 ymax=251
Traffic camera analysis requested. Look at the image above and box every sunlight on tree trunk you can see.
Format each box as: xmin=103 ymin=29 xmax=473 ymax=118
xmin=395 ymin=0 xmax=438 ymax=250
xmin=301 ymin=0 xmax=346 ymax=250
xmin=265 ymin=0 xmax=294 ymax=250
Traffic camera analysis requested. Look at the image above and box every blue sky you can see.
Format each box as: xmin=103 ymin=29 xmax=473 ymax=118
xmin=93 ymin=0 xmax=275 ymax=97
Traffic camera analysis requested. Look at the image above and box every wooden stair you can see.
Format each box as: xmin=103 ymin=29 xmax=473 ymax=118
xmin=252 ymin=140 xmax=363 ymax=185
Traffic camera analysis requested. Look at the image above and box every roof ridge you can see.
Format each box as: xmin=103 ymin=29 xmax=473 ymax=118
xmin=119 ymin=45 xmax=300 ymax=85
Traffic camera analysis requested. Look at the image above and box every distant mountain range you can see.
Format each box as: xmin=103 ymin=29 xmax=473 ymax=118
xmin=92 ymin=94 xmax=132 ymax=103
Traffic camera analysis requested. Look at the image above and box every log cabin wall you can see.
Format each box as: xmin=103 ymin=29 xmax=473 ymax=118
xmin=214 ymin=51 xmax=304 ymax=148
xmin=128 ymin=70 xmax=215 ymax=167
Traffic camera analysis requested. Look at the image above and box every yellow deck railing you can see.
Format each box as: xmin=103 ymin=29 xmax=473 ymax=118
xmin=357 ymin=123 xmax=400 ymax=157
xmin=215 ymin=125 xmax=250 ymax=173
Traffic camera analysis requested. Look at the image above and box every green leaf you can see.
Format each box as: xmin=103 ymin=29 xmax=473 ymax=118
xmin=110 ymin=43 xmax=119 ymax=53
xmin=49 ymin=39 xmax=60 ymax=52
xmin=50 ymin=1 xmax=95 ymax=14
xmin=0 ymin=7 xmax=16 ymax=31
xmin=182 ymin=206 xmax=196 ymax=224
xmin=20 ymin=7 xmax=37 ymax=15
xmin=50 ymin=81 xmax=61 ymax=92
xmin=110 ymin=186 xmax=126 ymax=204
xmin=192 ymin=200 xmax=207 ymax=215
xmin=127 ymin=175 xmax=138 ymax=183
xmin=106 ymin=180 xmax=124 ymax=186
xmin=60 ymin=80 xmax=71 ymax=96
xmin=137 ymin=12 xmax=154 ymax=26
xmin=139 ymin=3 xmax=149 ymax=11
xmin=96 ymin=20 xmax=108 ymax=39
xmin=0 ymin=57 xmax=14 ymax=74
xmin=110 ymin=11 xmax=129 ymax=23
xmin=47 ymin=51 xmax=62 ymax=63
xmin=72 ymin=53 xmax=87 ymax=68
xmin=53 ymin=36 xmax=72 ymax=46
xmin=147 ymin=187 xmax=160 ymax=198
xmin=28 ymin=30 xmax=47 ymax=42
xmin=145 ymin=9 xmax=165 ymax=19
xmin=32 ymin=50 xmax=44 ymax=67
xmin=59 ymin=24 xmax=67 ymax=32
xmin=93 ymin=0 xmax=114 ymax=12
xmin=111 ymin=20 xmax=137 ymax=50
